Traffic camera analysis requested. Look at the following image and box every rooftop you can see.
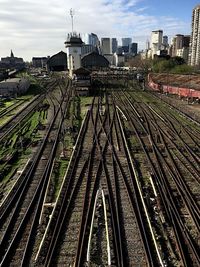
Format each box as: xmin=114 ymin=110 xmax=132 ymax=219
xmin=65 ymin=33 xmax=83 ymax=47
xmin=0 ymin=78 xmax=22 ymax=84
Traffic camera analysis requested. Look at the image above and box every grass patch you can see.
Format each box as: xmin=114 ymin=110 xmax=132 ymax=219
xmin=80 ymin=96 xmax=93 ymax=117
xmin=52 ymin=159 xmax=69 ymax=200
xmin=0 ymin=116 xmax=12 ymax=126
xmin=0 ymin=109 xmax=47 ymax=184
xmin=128 ymin=135 xmax=139 ymax=146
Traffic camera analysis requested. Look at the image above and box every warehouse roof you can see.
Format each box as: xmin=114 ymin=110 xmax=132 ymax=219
xmin=0 ymin=78 xmax=22 ymax=84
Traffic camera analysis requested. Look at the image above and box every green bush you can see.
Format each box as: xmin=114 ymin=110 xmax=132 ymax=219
xmin=152 ymin=57 xmax=194 ymax=74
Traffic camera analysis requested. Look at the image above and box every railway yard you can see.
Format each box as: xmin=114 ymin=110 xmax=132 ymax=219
xmin=0 ymin=73 xmax=200 ymax=267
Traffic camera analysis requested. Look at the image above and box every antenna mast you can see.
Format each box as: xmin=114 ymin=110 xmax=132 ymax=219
xmin=70 ymin=8 xmax=75 ymax=34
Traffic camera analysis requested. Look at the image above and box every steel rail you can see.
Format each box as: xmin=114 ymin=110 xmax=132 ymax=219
xmin=113 ymin=90 xmax=188 ymax=266
xmin=121 ymin=91 xmax=200 ymax=265
xmin=20 ymin=92 xmax=70 ymax=267
xmin=142 ymin=108 xmax=200 ymax=232
xmin=34 ymin=108 xmax=90 ymax=263
xmin=37 ymin=109 xmax=92 ymax=266
xmin=0 ymin=90 xmax=68 ymax=266
xmin=0 ymin=94 xmax=44 ymax=142
xmin=0 ymin=99 xmax=25 ymax=119
xmin=74 ymin=96 xmax=123 ymax=267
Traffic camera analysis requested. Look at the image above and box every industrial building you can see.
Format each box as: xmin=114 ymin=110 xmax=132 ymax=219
xmin=47 ymin=51 xmax=67 ymax=71
xmin=32 ymin=57 xmax=49 ymax=68
xmin=73 ymin=67 xmax=91 ymax=96
xmin=81 ymin=52 xmax=109 ymax=70
xmin=0 ymin=78 xmax=30 ymax=97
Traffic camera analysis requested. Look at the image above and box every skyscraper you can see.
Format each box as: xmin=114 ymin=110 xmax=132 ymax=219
xmin=130 ymin=43 xmax=138 ymax=55
xmin=122 ymin=38 xmax=132 ymax=47
xmin=189 ymin=5 xmax=200 ymax=66
xmin=101 ymin=38 xmax=112 ymax=54
xmin=169 ymin=34 xmax=190 ymax=62
xmin=81 ymin=33 xmax=99 ymax=47
xmin=112 ymin=38 xmax=118 ymax=53
xmin=163 ymin=35 xmax=168 ymax=48
xmin=151 ymin=30 xmax=163 ymax=58
xmin=171 ymin=34 xmax=184 ymax=57
xmin=146 ymin=39 xmax=150 ymax=50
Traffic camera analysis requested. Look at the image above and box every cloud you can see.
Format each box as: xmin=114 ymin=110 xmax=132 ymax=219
xmin=0 ymin=0 xmax=190 ymax=61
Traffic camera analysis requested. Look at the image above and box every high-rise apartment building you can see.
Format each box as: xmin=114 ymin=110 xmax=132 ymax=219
xmin=112 ymin=38 xmax=118 ymax=53
xmin=163 ymin=35 xmax=168 ymax=48
xmin=183 ymin=35 xmax=190 ymax=47
xmin=81 ymin=33 xmax=99 ymax=47
xmin=129 ymin=43 xmax=138 ymax=55
xmin=169 ymin=34 xmax=190 ymax=62
xmin=171 ymin=34 xmax=184 ymax=57
xmin=101 ymin=38 xmax=112 ymax=54
xmin=150 ymin=30 xmax=163 ymax=58
xmin=146 ymin=39 xmax=150 ymax=50
xmin=189 ymin=5 xmax=200 ymax=66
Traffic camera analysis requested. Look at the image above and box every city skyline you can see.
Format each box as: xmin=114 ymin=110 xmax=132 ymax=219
xmin=0 ymin=0 xmax=199 ymax=61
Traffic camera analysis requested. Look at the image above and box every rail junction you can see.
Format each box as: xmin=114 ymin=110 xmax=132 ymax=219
xmin=0 ymin=73 xmax=199 ymax=267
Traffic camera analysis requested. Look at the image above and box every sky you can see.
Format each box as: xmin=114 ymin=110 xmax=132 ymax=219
xmin=0 ymin=0 xmax=199 ymax=61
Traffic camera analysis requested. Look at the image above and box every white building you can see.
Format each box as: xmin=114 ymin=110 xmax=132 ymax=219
xmin=177 ymin=47 xmax=189 ymax=62
xmin=113 ymin=53 xmax=125 ymax=67
xmin=189 ymin=5 xmax=200 ymax=66
xmin=0 ymin=78 xmax=30 ymax=97
xmin=104 ymin=54 xmax=114 ymax=65
xmin=151 ymin=30 xmax=163 ymax=58
xmin=65 ymin=33 xmax=83 ymax=77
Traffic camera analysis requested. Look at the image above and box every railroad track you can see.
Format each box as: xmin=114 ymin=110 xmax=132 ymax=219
xmin=0 ymin=99 xmax=27 ymax=119
xmin=113 ymin=89 xmax=200 ymax=266
xmin=1 ymin=78 xmax=199 ymax=266
xmin=147 ymin=90 xmax=200 ymax=126
xmin=34 ymin=93 xmax=153 ymax=267
xmin=0 ymin=78 xmax=62 ymax=143
xmin=0 ymin=94 xmax=44 ymax=142
xmin=0 ymin=83 xmax=71 ymax=266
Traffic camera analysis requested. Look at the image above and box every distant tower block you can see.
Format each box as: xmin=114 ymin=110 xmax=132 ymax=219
xmin=65 ymin=33 xmax=83 ymax=77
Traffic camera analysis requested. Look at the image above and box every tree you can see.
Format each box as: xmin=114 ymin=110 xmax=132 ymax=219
xmin=128 ymin=55 xmax=152 ymax=72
